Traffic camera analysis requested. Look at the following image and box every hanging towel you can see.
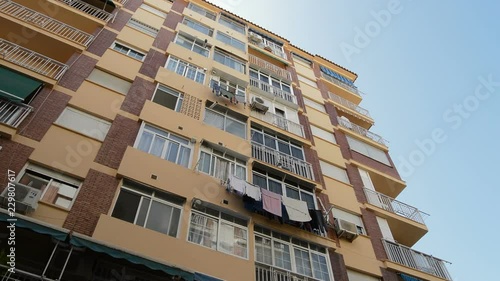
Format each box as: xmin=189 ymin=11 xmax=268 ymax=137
xmin=261 ymin=188 xmax=282 ymax=217
xmin=245 ymin=183 xmax=262 ymax=201
xmin=309 ymin=209 xmax=327 ymax=235
xmin=282 ymin=197 xmax=312 ymax=222
xmin=228 ymin=174 xmax=246 ymax=196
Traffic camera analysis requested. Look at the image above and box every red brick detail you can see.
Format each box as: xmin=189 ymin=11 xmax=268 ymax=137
xmin=334 ymin=130 xmax=352 ymax=160
xmin=298 ymin=114 xmax=313 ymax=143
xmin=303 ymin=146 xmax=324 ymax=187
xmin=58 ymin=55 xmax=97 ymax=91
xmin=345 ymin=164 xmax=368 ymax=203
xmin=361 ymin=208 xmax=388 ymax=260
xmin=87 ymin=29 xmax=118 ymax=57
xmin=293 ymin=86 xmax=306 ymax=113
xmin=152 ymin=28 xmax=175 ymax=52
xmin=139 ymin=49 xmax=168 ymax=78
xmin=381 ymin=268 xmax=400 ymax=281
xmin=95 ymin=115 xmax=141 ymax=169
xmin=0 ymin=140 xmax=33 ymax=192
xmin=329 ymin=252 xmax=349 ymax=281
xmin=325 ymin=103 xmax=340 ymax=126
xmin=108 ymin=9 xmax=132 ymax=32
xmin=18 ymin=88 xmax=71 ymax=141
xmin=163 ymin=11 xmax=182 ymax=29
xmin=63 ymin=169 xmax=119 ymax=236
xmin=124 ymin=0 xmax=142 ymax=11
xmin=170 ymin=0 xmax=188 ymax=13
xmin=351 ymin=151 xmax=401 ymax=180
xmin=120 ymin=77 xmax=156 ymax=116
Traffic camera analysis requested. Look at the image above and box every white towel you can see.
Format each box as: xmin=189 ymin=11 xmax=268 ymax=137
xmin=245 ymin=183 xmax=262 ymax=201
xmin=282 ymin=197 xmax=312 ymax=222
xmin=228 ymin=175 xmax=246 ymax=195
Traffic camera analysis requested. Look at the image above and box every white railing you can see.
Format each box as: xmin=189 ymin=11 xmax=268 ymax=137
xmin=127 ymin=17 xmax=160 ymax=37
xmin=0 ymin=0 xmax=94 ymax=47
xmin=321 ymin=72 xmax=361 ymax=97
xmin=250 ymin=110 xmax=304 ymax=137
xmin=255 ymin=264 xmax=320 ymax=281
xmin=249 ymin=54 xmax=291 ymax=81
xmin=363 ymin=188 xmax=426 ymax=225
xmin=328 ymin=91 xmax=370 ymax=118
xmin=248 ymin=31 xmax=287 ymax=60
xmin=382 ymin=239 xmax=452 ymax=280
xmin=249 ymin=77 xmax=297 ymax=105
xmin=114 ymin=0 xmax=129 ymax=5
xmin=0 ymin=96 xmax=33 ymax=128
xmin=252 ymin=143 xmax=314 ymax=180
xmin=0 ymin=39 xmax=68 ymax=80
xmin=337 ymin=116 xmax=388 ymax=146
xmin=55 ymin=0 xmax=114 ymax=22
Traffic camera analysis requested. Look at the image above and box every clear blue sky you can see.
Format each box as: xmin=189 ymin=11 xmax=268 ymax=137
xmin=208 ymin=0 xmax=500 ymax=280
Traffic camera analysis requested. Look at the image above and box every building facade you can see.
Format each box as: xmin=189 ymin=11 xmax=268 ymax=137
xmin=0 ymin=0 xmax=452 ymax=281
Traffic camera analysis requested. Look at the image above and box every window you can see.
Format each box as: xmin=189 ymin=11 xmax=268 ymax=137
xmin=214 ymin=49 xmax=246 ymax=73
xmin=254 ymin=226 xmax=332 ymax=281
xmin=215 ymin=32 xmax=245 ymax=52
xmin=17 ymin=164 xmax=81 ymax=209
xmin=297 ymin=74 xmax=318 ymax=88
xmin=174 ymin=33 xmax=210 ymax=57
xmin=182 ymin=17 xmax=214 ymax=36
xmin=251 ymin=128 xmax=304 ymax=160
xmin=210 ymin=78 xmax=246 ymax=103
xmin=249 ymin=68 xmax=294 ymax=102
xmin=303 ymin=97 xmax=326 ymax=113
xmin=111 ymin=42 xmax=146 ymax=61
xmin=319 ymin=161 xmax=349 ymax=184
xmin=333 ymin=208 xmax=365 ymax=234
xmin=188 ymin=204 xmax=248 ymax=258
xmin=204 ymin=105 xmax=247 ymax=138
xmin=218 ymin=14 xmax=245 ymax=34
xmin=152 ymin=84 xmax=183 ymax=112
xmin=140 ymin=4 xmax=167 ymax=18
xmin=87 ymin=68 xmax=132 ymax=95
xmin=55 ymin=107 xmax=111 ymax=141
xmin=135 ymin=123 xmax=192 ymax=168
xmin=165 ymin=56 xmax=206 ymax=84
xmin=292 ymin=53 xmax=313 ymax=66
xmin=310 ymin=125 xmax=336 ymax=144
xmin=111 ymin=180 xmax=184 ymax=237
xmin=198 ymin=144 xmax=247 ymax=181
xmin=346 ymin=135 xmax=391 ymax=165
xmin=127 ymin=18 xmax=160 ymax=37
xmin=347 ymin=270 xmax=381 ymax=281
xmin=187 ymin=3 xmax=216 ymax=20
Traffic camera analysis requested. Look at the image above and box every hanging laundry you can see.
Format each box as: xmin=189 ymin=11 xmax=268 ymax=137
xmin=261 ymin=189 xmax=282 ymax=217
xmin=228 ymin=174 xmax=246 ymax=196
xmin=309 ymin=209 xmax=327 ymax=235
xmin=282 ymin=197 xmax=312 ymax=222
xmin=245 ymin=183 xmax=262 ymax=201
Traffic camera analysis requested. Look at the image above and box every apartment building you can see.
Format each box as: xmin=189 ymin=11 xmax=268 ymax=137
xmin=0 ymin=0 xmax=452 ymax=280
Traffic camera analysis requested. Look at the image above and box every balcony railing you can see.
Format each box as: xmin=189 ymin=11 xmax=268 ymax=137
xmin=256 ymin=264 xmax=320 ymax=281
xmin=252 ymin=143 xmax=314 ymax=180
xmin=249 ymin=54 xmax=291 ymax=81
xmin=249 ymin=77 xmax=297 ymax=105
xmin=321 ymin=72 xmax=361 ymax=97
xmin=0 ymin=39 xmax=68 ymax=80
xmin=0 ymin=0 xmax=94 ymax=47
xmin=249 ymin=31 xmax=287 ymax=60
xmin=337 ymin=116 xmax=388 ymax=146
xmin=382 ymin=239 xmax=452 ymax=280
xmin=0 ymin=96 xmax=33 ymax=128
xmin=328 ymin=91 xmax=371 ymax=119
xmin=114 ymin=0 xmax=129 ymax=4
xmin=363 ymin=188 xmax=426 ymax=225
xmin=250 ymin=110 xmax=304 ymax=138
xmin=55 ymin=0 xmax=114 ymax=22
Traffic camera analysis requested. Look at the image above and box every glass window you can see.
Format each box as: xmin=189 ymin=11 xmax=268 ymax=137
xmin=303 ymin=97 xmax=326 ymax=113
xmin=112 ymin=42 xmax=146 ymax=61
xmin=319 ymin=161 xmax=350 ymax=184
xmin=139 ymin=3 xmax=167 ymax=18
xmin=165 ymin=56 xmax=206 ymax=84
xmin=294 ymin=248 xmax=313 ymax=277
xmin=182 ymin=17 xmax=214 ymax=36
xmin=198 ymin=145 xmax=246 ymax=181
xmin=214 ymin=49 xmax=246 ymax=73
xmin=187 ymin=3 xmax=216 ymax=20
xmin=152 ymin=84 xmax=183 ymax=112
xmin=126 ymin=18 xmax=159 ymax=37
xmin=204 ymin=107 xmax=246 ymax=138
xmin=219 ymin=14 xmax=245 ymax=34
xmin=55 ymin=107 xmax=111 ymax=141
xmin=216 ymin=32 xmax=245 ymax=52
xmin=174 ymin=33 xmax=210 ymax=57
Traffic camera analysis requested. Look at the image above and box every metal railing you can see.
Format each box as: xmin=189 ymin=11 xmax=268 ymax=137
xmin=114 ymin=0 xmax=129 ymax=4
xmin=248 ymin=31 xmax=287 ymax=60
xmin=0 ymin=39 xmax=68 ymax=80
xmin=55 ymin=0 xmax=114 ymax=22
xmin=382 ymin=239 xmax=452 ymax=280
xmin=249 ymin=54 xmax=291 ymax=81
xmin=321 ymin=72 xmax=361 ymax=97
xmin=255 ymin=264 xmax=320 ymax=281
xmin=337 ymin=116 xmax=388 ymax=146
xmin=0 ymin=96 xmax=33 ymax=128
xmin=328 ymin=91 xmax=371 ymax=119
xmin=249 ymin=77 xmax=297 ymax=105
xmin=0 ymin=0 xmax=94 ymax=47
xmin=252 ymin=143 xmax=314 ymax=180
xmin=363 ymin=188 xmax=426 ymax=225
xmin=250 ymin=110 xmax=304 ymax=137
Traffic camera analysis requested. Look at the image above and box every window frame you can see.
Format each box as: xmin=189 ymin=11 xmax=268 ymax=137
xmin=218 ymin=14 xmax=246 ymax=34
xmin=333 ymin=207 xmax=366 ymax=235
xmin=165 ymin=56 xmax=206 ymax=84
xmin=215 ymin=31 xmax=246 ymax=52
xmin=251 ymin=128 xmax=305 ymax=160
xmin=139 ymin=3 xmax=167 ymax=18
xmin=213 ymin=49 xmax=246 ymax=74
xmin=198 ymin=144 xmax=247 ymax=181
xmin=174 ymin=33 xmax=211 ymax=57
xmin=303 ymin=97 xmax=327 ymax=113
xmin=151 ymin=83 xmax=184 ymax=112
xmin=187 ymin=2 xmax=216 ymax=20
xmin=310 ymin=125 xmax=336 ymax=144
xmin=55 ymin=107 xmax=111 ymax=142
xmin=250 ymin=68 xmax=292 ymax=93
xmin=182 ymin=17 xmax=214 ymax=36
xmin=126 ymin=18 xmax=160 ymax=37
xmin=319 ymin=160 xmax=350 ymax=184
xmin=111 ymin=41 xmax=146 ymax=61
xmin=203 ymin=107 xmax=247 ymax=138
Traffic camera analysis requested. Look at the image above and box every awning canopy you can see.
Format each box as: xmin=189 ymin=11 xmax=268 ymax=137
xmin=399 ymin=273 xmax=423 ymax=281
xmin=194 ymin=272 xmax=223 ymax=281
xmin=319 ymin=65 xmax=355 ymax=87
xmin=0 ymin=211 xmax=68 ymax=241
xmin=0 ymin=66 xmax=43 ymax=103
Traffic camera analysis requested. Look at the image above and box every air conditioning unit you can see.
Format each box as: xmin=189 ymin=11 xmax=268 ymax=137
xmin=334 ymin=218 xmax=359 ymax=242
xmin=249 ymin=33 xmax=263 ymax=43
xmin=0 ymin=183 xmax=41 ymax=214
xmin=250 ymin=96 xmax=269 ymax=113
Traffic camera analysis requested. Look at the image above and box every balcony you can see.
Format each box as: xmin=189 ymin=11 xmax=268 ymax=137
xmin=0 ymin=97 xmax=32 ymax=128
xmin=337 ymin=116 xmax=387 ymax=147
xmin=249 ymin=77 xmax=297 ymax=108
xmin=252 ymin=143 xmax=314 ymax=181
xmin=114 ymin=0 xmax=129 ymax=5
xmin=249 ymin=54 xmax=291 ymax=81
xmin=55 ymin=0 xmax=114 ymax=22
xmin=250 ymin=110 xmax=304 ymax=138
xmin=0 ymin=39 xmax=68 ymax=80
xmin=382 ymin=239 xmax=452 ymax=280
xmin=328 ymin=91 xmax=372 ymax=124
xmin=321 ymin=72 xmax=361 ymax=97
xmin=248 ymin=31 xmax=287 ymax=60
xmin=0 ymin=0 xmax=94 ymax=47
xmin=256 ymin=263 xmax=320 ymax=281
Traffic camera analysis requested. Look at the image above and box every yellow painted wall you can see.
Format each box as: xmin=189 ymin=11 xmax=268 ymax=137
xmin=314 ymin=138 xmax=344 ymax=167
xmin=32 ymin=202 xmax=68 ymax=227
xmin=337 ymin=236 xmax=382 ymax=276
xmin=97 ymin=50 xmax=142 ymax=81
xmin=294 ymin=60 xmax=316 ymax=80
xmin=167 ymin=43 xmax=212 ymax=70
xmin=133 ymin=9 xmax=165 ymax=30
xmin=300 ymin=83 xmax=324 ymax=102
xmin=117 ymin=26 xmax=155 ymax=52
xmin=306 ymin=108 xmax=332 ymax=130
xmin=144 ymin=0 xmax=172 ymax=13
xmin=183 ymin=9 xmax=217 ymax=29
xmin=322 ymin=177 xmax=360 ymax=214
xmin=69 ymin=82 xmax=125 ymax=121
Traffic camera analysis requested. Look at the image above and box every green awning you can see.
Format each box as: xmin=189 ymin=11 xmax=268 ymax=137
xmin=0 ymin=212 xmax=68 ymax=241
xmin=70 ymin=235 xmax=194 ymax=281
xmin=0 ymin=66 xmax=42 ymax=103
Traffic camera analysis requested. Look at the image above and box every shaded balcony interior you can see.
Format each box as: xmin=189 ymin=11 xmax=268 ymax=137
xmin=328 ymin=91 xmax=373 ymax=129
